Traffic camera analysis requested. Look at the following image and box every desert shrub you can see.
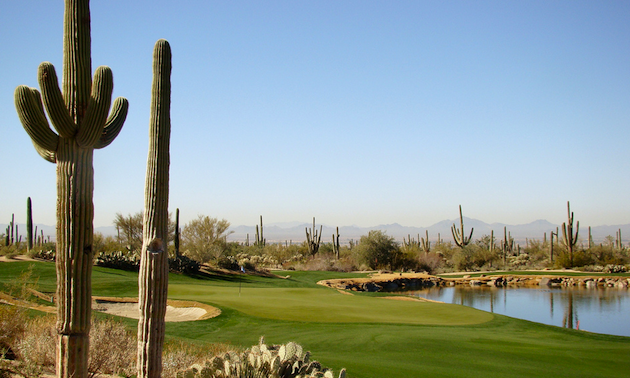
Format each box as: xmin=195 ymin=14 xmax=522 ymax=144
xmin=88 ymin=317 xmax=136 ymax=377
xmin=216 ymin=256 xmax=239 ymax=271
xmin=354 ymin=230 xmax=399 ymax=270
xmin=29 ymin=247 xmax=56 ymax=261
xmin=0 ymin=244 xmax=21 ymax=259
xmin=417 ymin=252 xmax=444 ymax=274
xmin=554 ymin=249 xmax=593 ymax=268
xmin=508 ymin=253 xmax=530 ymax=268
xmin=451 ymin=246 xmax=477 ymax=271
xmin=162 ymin=340 xmax=237 ymax=378
xmin=95 ymin=250 xmax=140 ymax=271
xmin=0 ymin=305 xmax=27 ymax=359
xmin=169 ymin=255 xmax=201 ymax=274
xmin=14 ymin=315 xmax=56 ymax=372
xmin=588 ymin=245 xmax=628 ymax=266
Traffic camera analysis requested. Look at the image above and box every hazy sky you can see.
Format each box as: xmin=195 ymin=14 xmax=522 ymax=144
xmin=1 ymin=1 xmax=629 ymax=230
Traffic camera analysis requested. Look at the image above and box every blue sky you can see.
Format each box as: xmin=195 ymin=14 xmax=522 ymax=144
xmin=1 ymin=0 xmax=629 ymax=230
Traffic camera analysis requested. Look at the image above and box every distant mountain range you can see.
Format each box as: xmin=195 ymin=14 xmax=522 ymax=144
xmin=3 ymin=219 xmax=628 ymax=246
xmin=227 ymin=218 xmax=629 ymax=246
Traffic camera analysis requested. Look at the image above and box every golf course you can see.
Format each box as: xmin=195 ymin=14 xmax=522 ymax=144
xmin=2 ymin=260 xmax=630 ymax=378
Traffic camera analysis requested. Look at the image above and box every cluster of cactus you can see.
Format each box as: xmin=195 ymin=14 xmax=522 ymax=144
xmin=255 ymin=216 xmax=266 ymax=247
xmin=305 ymin=217 xmax=322 ymax=256
xmin=560 ymin=201 xmax=579 ymax=266
xmin=177 ymin=339 xmax=345 ymax=378
xmin=402 ymin=231 xmax=431 ymax=253
xmin=402 ymin=234 xmax=420 ymax=248
xmin=451 ymin=205 xmax=473 ymax=248
xmin=616 ymin=229 xmax=625 ymax=251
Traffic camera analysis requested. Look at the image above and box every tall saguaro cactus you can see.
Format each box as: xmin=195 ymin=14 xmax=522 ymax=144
xmin=451 ymin=205 xmax=473 ymax=248
xmin=137 ymin=39 xmax=172 ymax=378
xmin=14 ymin=1 xmax=128 ymax=377
xmin=561 ymin=201 xmax=579 ymax=266
xmin=306 ymin=217 xmax=323 ymax=256
xmin=26 ymin=197 xmax=33 ymax=252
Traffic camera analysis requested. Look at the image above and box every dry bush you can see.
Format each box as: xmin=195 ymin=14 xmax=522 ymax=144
xmin=162 ymin=339 xmax=237 ymax=378
xmin=0 ymin=305 xmax=27 ymax=358
xmin=10 ymin=314 xmax=136 ymax=378
xmin=15 ymin=315 xmax=56 ymax=372
xmin=88 ymin=317 xmax=136 ymax=378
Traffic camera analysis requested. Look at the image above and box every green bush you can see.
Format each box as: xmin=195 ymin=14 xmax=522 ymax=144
xmin=354 ymin=230 xmax=399 ymax=270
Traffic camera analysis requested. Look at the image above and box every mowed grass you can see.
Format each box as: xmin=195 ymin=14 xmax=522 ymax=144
xmin=2 ymin=261 xmax=630 ymax=378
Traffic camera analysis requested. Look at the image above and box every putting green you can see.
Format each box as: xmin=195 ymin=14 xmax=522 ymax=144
xmin=168 ymin=284 xmax=494 ymax=325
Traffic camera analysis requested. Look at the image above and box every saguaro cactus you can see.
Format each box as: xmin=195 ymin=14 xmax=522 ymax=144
xmin=421 ymin=230 xmax=431 ymax=253
xmin=306 ymin=217 xmax=322 ymax=256
xmin=13 ymin=1 xmax=128 ymax=377
xmin=174 ymin=208 xmax=180 ymax=259
xmin=255 ymin=215 xmax=265 ymax=247
xmin=332 ymin=227 xmax=340 ymax=259
xmin=26 ymin=197 xmax=33 ymax=252
xmin=137 ymin=39 xmax=172 ymax=378
xmin=451 ymin=205 xmax=473 ymax=248
xmin=561 ymin=201 xmax=579 ymax=267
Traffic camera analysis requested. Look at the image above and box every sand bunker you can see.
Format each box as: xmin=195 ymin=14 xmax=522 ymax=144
xmin=92 ymin=298 xmax=220 ymax=322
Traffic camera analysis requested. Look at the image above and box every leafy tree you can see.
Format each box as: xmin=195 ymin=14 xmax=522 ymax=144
xmin=113 ymin=212 xmax=175 ymax=253
xmin=355 ymin=230 xmax=399 ymax=270
xmin=181 ymin=215 xmax=233 ymax=264
xmin=114 ymin=212 xmax=143 ymax=252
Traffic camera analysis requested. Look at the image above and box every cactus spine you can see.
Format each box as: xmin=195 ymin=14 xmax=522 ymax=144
xmin=137 ymin=39 xmax=171 ymax=378
xmin=451 ymin=205 xmax=473 ymax=248
xmin=13 ymin=1 xmax=128 ymax=376
xmin=26 ymin=197 xmax=33 ymax=252
xmin=560 ymin=201 xmax=579 ymax=266
xmin=306 ymin=217 xmax=322 ymax=256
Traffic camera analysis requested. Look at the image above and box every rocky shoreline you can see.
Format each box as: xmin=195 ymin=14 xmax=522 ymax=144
xmin=318 ymin=273 xmax=630 ymax=293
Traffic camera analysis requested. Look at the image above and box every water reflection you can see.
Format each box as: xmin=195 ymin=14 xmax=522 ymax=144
xmin=399 ymin=286 xmax=630 ymax=337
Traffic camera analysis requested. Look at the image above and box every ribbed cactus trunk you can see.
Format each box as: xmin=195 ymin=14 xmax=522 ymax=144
xmin=14 ymin=1 xmax=128 ymax=377
xmin=137 ymin=39 xmax=171 ymax=378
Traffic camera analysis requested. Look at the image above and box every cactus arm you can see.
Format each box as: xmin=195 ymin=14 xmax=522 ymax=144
xmin=38 ymin=62 xmax=76 ymax=138
xmin=31 ymin=141 xmax=57 ymax=163
xmin=94 ymin=97 xmax=128 ymax=149
xmin=15 ymin=86 xmax=60 ymax=155
xmin=77 ymin=66 xmax=114 ymax=147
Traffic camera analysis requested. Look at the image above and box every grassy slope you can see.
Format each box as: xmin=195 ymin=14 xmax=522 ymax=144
xmin=2 ymin=261 xmax=630 ymax=378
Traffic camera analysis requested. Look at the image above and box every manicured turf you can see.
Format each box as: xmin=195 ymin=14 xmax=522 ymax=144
xmin=2 ymin=261 xmax=630 ymax=378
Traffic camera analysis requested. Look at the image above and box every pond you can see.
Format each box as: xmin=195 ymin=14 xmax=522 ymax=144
xmin=399 ymin=286 xmax=630 ymax=337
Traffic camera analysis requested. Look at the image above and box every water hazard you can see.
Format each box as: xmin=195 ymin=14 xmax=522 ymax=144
xmin=401 ymin=286 xmax=630 ymax=337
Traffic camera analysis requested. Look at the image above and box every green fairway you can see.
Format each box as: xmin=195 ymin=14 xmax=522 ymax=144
xmin=2 ymin=261 xmax=630 ymax=378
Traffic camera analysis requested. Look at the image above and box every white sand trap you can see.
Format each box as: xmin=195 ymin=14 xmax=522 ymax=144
xmin=93 ymin=298 xmax=220 ymax=322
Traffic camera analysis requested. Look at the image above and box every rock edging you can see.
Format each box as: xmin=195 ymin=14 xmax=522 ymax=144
xmin=318 ymin=274 xmax=630 ymax=292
